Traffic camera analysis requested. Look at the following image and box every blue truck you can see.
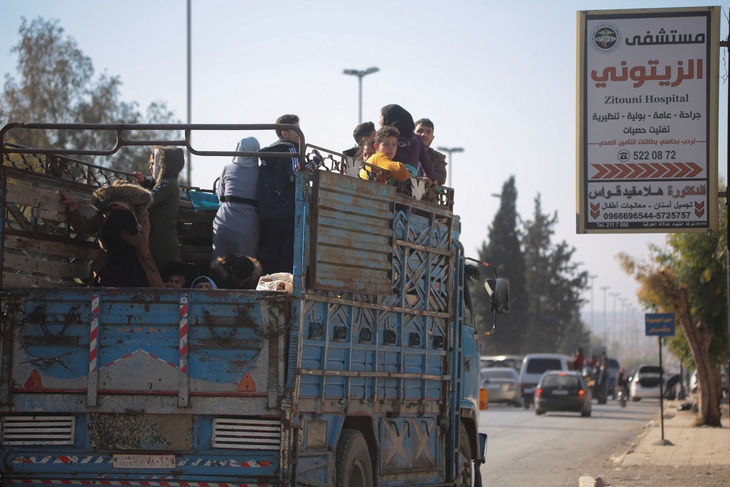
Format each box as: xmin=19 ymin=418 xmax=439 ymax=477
xmin=0 ymin=123 xmax=509 ymax=486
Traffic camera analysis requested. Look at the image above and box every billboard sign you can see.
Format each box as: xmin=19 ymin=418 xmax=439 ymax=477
xmin=577 ymin=7 xmax=719 ymax=233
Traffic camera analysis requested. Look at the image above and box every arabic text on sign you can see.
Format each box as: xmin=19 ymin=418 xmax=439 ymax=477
xmin=624 ymin=29 xmax=705 ymax=47
xmin=591 ymin=59 xmax=703 ymax=88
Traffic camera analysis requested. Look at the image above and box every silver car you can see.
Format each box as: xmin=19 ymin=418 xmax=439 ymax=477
xmin=481 ymin=367 xmax=521 ymax=406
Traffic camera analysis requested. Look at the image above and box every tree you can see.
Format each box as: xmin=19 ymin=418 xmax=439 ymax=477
xmin=474 ymin=176 xmax=527 ymax=354
xmin=1 ymin=17 xmax=179 ymax=175
xmin=618 ymin=200 xmax=727 ymax=427
xmin=521 ymin=195 xmax=590 ymax=354
xmin=474 ymin=180 xmax=590 ymax=357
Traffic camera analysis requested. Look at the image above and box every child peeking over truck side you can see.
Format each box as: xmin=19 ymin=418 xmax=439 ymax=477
xmin=359 ymin=125 xmax=411 ymax=184
xmin=59 ymin=180 xmax=163 ymax=288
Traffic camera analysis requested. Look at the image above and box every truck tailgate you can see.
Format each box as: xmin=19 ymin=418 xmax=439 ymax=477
xmin=1 ymin=287 xmax=292 ymax=415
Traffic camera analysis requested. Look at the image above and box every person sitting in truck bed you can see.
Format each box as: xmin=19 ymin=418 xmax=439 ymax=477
xmin=379 ymin=104 xmax=437 ymax=181
xmin=191 ymin=275 xmax=217 ymax=289
xmin=343 ymin=121 xmax=376 ymax=172
xmin=209 ymin=253 xmax=263 ymax=289
xmin=59 ymin=180 xmax=163 ymax=287
xmin=359 ymin=125 xmax=411 ymax=184
xmin=160 ymin=259 xmax=190 ymax=289
xmin=414 ymin=118 xmax=447 ymax=185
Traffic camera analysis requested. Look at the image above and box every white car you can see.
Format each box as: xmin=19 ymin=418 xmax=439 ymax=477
xmin=629 ymin=365 xmax=668 ymax=401
xmin=690 ymin=367 xmax=729 ymax=396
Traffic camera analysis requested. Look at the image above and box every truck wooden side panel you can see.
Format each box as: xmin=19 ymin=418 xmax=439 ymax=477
xmin=291 ymin=170 xmax=460 ymax=484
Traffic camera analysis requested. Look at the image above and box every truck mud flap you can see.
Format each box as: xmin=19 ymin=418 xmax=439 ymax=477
xmin=474 ymin=432 xmax=487 ymax=486
xmin=477 ymin=432 xmax=487 ymax=462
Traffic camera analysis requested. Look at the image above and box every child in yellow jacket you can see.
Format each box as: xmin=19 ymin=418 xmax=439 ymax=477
xmin=359 ymin=125 xmax=411 ymax=183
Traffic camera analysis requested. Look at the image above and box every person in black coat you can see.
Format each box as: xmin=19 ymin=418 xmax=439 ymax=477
xmin=258 ymin=114 xmax=301 ymax=275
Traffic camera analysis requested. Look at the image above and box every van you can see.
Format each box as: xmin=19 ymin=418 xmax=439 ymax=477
xmin=518 ymin=353 xmax=575 ymax=408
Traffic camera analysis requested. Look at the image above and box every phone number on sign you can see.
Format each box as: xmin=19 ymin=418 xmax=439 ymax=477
xmin=602 ymin=212 xmax=691 ymax=220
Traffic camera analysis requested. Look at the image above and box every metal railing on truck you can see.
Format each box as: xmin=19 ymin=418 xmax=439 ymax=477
xmin=0 ymin=123 xmax=311 ymax=287
xmin=0 ymin=122 xmax=455 ymax=288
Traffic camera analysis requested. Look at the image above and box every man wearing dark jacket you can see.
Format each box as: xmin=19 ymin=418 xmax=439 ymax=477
xmin=258 ymin=114 xmax=301 ymax=275
xmin=414 ymin=118 xmax=447 ymax=185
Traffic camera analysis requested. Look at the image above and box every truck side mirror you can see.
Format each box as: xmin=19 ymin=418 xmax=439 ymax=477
xmin=486 ymin=278 xmax=509 ymax=314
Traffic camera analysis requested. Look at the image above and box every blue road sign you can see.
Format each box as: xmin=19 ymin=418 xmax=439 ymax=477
xmin=645 ymin=313 xmax=675 ymax=336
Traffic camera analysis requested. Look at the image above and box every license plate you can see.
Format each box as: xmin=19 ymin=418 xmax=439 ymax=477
xmin=113 ymin=454 xmax=176 ymax=469
xmin=552 ymin=390 xmax=569 ymax=395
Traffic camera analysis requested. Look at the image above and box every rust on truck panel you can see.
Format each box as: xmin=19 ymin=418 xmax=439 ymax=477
xmin=196 ymin=305 xmax=258 ymax=329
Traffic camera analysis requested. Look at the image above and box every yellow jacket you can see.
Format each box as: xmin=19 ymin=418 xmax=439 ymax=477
xmin=359 ymin=152 xmax=411 ymax=183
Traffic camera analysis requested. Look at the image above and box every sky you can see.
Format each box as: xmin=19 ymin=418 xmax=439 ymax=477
xmin=1 ymin=0 xmax=727 ymax=342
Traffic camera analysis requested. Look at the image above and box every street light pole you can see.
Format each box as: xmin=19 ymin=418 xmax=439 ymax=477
xmin=601 ymin=286 xmax=610 ymax=346
xmin=343 ymin=67 xmax=379 ymax=124
xmin=186 ymin=0 xmax=192 ymax=185
xmin=589 ymin=275 xmax=598 ymax=331
xmin=436 ymin=146 xmax=464 ymax=187
xmin=609 ymin=292 xmax=619 ymax=348
xmin=619 ymin=297 xmax=628 ymax=348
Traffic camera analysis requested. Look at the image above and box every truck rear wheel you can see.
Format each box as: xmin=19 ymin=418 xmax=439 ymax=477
xmin=336 ymin=428 xmax=373 ymax=487
xmin=456 ymin=422 xmax=474 ymax=486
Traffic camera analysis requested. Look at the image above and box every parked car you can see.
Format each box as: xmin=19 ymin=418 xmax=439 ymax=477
xmin=481 ymin=367 xmax=521 ymax=406
xmin=534 ymin=370 xmax=592 ymax=417
xmin=518 ymin=353 xmax=575 ymax=409
xmin=481 ymin=354 xmax=524 ymax=372
xmin=629 ymin=365 xmax=675 ymax=401
xmin=690 ymin=366 xmax=729 ymax=397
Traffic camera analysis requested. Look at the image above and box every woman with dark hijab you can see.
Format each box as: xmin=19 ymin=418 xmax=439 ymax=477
xmin=379 ymin=104 xmax=437 ymax=181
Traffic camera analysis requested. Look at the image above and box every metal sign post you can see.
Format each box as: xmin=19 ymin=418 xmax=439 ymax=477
xmin=645 ymin=312 xmax=675 ymax=445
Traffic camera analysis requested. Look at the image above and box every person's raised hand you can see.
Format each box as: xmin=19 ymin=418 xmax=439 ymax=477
xmin=58 ymin=191 xmax=78 ymax=212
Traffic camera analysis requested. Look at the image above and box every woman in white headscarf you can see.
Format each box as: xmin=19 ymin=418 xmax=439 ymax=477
xmin=212 ymin=136 xmax=261 ymax=260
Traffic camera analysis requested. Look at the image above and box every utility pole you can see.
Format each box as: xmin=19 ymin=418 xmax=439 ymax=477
xmin=610 ymin=292 xmax=619 ymax=348
xmin=589 ymin=275 xmax=598 ymax=331
xmin=186 ymin=0 xmax=192 ymax=185
xmin=601 ymin=286 xmax=610 ymax=347
xmin=618 ymin=297 xmax=628 ymax=358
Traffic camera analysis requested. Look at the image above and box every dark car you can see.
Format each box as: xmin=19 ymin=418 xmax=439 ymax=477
xmin=534 ymin=370 xmax=592 ymax=417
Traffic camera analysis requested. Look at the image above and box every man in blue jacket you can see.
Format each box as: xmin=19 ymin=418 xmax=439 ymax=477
xmin=258 ymin=114 xmax=301 ymax=275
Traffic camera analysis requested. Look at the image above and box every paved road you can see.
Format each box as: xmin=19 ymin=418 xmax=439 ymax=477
xmin=478 ymin=399 xmax=659 ymax=486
